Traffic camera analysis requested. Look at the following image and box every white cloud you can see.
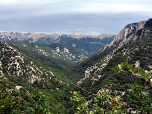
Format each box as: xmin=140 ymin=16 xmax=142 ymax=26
xmin=0 ymin=0 xmax=152 ymax=34
xmin=0 ymin=0 xmax=152 ymax=20
xmin=0 ymin=0 xmax=60 ymax=5
xmin=1 ymin=0 xmax=152 ymax=14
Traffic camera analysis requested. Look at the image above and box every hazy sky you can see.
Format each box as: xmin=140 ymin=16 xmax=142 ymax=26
xmin=0 ymin=0 xmax=152 ymax=35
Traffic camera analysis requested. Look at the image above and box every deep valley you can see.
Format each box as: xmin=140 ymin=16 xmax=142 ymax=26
xmin=0 ymin=18 xmax=152 ymax=114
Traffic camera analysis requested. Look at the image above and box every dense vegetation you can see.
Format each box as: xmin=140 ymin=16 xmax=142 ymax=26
xmin=1 ymin=62 xmax=151 ymax=113
xmin=72 ymin=45 xmax=115 ymax=75
xmin=11 ymin=41 xmax=85 ymax=83
xmin=71 ymin=62 xmax=152 ymax=114
xmin=0 ymin=40 xmax=77 ymax=113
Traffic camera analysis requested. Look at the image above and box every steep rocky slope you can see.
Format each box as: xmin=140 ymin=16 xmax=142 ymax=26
xmin=77 ymin=18 xmax=152 ymax=93
xmin=85 ymin=19 xmax=150 ymax=79
xmin=76 ymin=19 xmax=151 ymax=85
xmin=0 ymin=40 xmax=58 ymax=84
xmin=100 ymin=21 xmax=146 ymax=52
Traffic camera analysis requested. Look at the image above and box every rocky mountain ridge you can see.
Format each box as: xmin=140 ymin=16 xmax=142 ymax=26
xmin=69 ymin=33 xmax=114 ymax=39
xmin=100 ymin=21 xmax=146 ymax=52
xmin=0 ymin=32 xmax=60 ymax=43
xmin=77 ymin=19 xmax=151 ymax=85
xmin=76 ymin=19 xmax=152 ymax=102
xmin=0 ymin=32 xmax=114 ymax=42
xmin=0 ymin=32 xmax=115 ymax=56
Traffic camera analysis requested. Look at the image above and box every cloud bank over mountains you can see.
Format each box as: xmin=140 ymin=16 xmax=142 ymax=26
xmin=0 ymin=0 xmax=152 ymax=35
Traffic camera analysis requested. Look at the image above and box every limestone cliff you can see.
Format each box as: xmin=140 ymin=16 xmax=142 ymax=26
xmin=100 ymin=21 xmax=146 ymax=52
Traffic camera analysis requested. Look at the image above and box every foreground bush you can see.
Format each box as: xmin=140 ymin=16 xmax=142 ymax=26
xmin=71 ymin=62 xmax=152 ymax=114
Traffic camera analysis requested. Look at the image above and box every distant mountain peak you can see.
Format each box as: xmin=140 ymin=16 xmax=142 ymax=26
xmin=97 ymin=33 xmax=114 ymax=39
xmin=69 ymin=33 xmax=96 ymax=39
xmin=68 ymin=33 xmax=115 ymax=39
xmin=0 ymin=32 xmax=115 ymax=41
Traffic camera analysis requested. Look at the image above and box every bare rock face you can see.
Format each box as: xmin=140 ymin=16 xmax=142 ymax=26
xmin=100 ymin=21 xmax=146 ymax=52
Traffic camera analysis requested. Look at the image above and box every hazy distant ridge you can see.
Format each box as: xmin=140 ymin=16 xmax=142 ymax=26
xmin=0 ymin=32 xmax=115 ymax=42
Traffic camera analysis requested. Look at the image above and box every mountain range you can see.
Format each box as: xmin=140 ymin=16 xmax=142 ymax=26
xmin=0 ymin=18 xmax=152 ymax=113
xmin=0 ymin=32 xmax=115 ymax=56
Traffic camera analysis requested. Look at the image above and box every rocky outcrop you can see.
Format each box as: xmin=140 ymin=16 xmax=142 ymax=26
xmin=0 ymin=40 xmax=54 ymax=84
xmin=52 ymin=46 xmax=88 ymax=63
xmin=100 ymin=21 xmax=146 ymax=52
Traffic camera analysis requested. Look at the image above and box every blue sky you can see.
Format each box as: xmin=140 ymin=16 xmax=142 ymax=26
xmin=0 ymin=0 xmax=152 ymax=35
